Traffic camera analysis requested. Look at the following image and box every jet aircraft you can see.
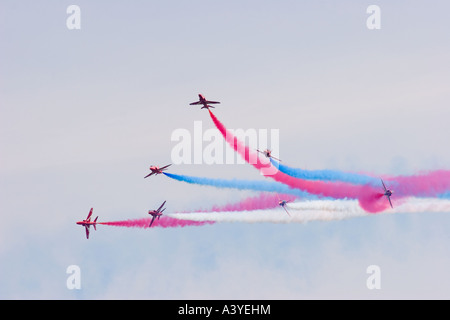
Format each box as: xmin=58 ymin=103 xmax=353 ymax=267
xmin=257 ymin=149 xmax=281 ymax=162
xmin=144 ymin=164 xmax=171 ymax=178
xmin=277 ymin=194 xmax=291 ymax=216
xmin=76 ymin=208 xmax=98 ymax=239
xmin=189 ymin=94 xmax=220 ymax=109
xmin=148 ymin=201 xmax=166 ymax=227
xmin=381 ymin=179 xmax=394 ymax=208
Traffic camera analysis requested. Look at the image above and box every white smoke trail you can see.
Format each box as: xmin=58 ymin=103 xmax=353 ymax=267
xmin=168 ymin=208 xmax=369 ymax=224
xmin=287 ymin=199 xmax=362 ymax=213
xmin=167 ymin=198 xmax=450 ymax=224
xmin=288 ymin=198 xmax=450 ymax=214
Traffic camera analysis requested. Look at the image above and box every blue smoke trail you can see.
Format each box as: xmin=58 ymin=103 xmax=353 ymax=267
xmin=440 ymin=192 xmax=450 ymax=199
xmin=270 ymin=158 xmax=378 ymax=185
xmin=163 ymin=172 xmax=318 ymax=199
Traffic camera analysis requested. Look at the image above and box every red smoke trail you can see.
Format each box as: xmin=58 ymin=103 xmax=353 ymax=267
xmin=187 ymin=192 xmax=297 ymax=213
xmin=208 ymin=110 xmax=385 ymax=213
xmin=100 ymin=193 xmax=288 ymax=228
xmin=389 ymin=170 xmax=450 ymax=198
xmin=212 ymin=192 xmax=297 ymax=211
xmin=100 ymin=216 xmax=210 ymax=229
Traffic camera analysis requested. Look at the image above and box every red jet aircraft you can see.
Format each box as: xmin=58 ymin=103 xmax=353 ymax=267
xmin=257 ymin=149 xmax=281 ymax=162
xmin=189 ymin=94 xmax=220 ymax=109
xmin=148 ymin=201 xmax=166 ymax=227
xmin=277 ymin=194 xmax=291 ymax=216
xmin=76 ymin=208 xmax=98 ymax=239
xmin=144 ymin=164 xmax=171 ymax=178
xmin=279 ymin=200 xmax=291 ymax=216
xmin=381 ymin=179 xmax=394 ymax=208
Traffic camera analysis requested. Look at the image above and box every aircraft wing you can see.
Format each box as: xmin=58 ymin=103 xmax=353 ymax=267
xmin=86 ymin=208 xmax=93 ymax=220
xmin=85 ymin=225 xmax=90 ymax=239
xmin=205 ymin=100 xmax=220 ymax=104
xmin=271 ymin=156 xmax=282 ymax=162
xmin=144 ymin=172 xmax=155 ymax=179
xmin=283 ymin=206 xmax=291 ymax=217
xmin=149 ymin=215 xmax=156 ymax=227
xmin=388 ymin=196 xmax=393 ymax=208
xmin=190 ymin=101 xmax=202 ymax=105
xmin=157 ymin=200 xmax=166 ymax=212
xmin=256 ymin=149 xmax=266 ymax=156
xmin=160 ymin=164 xmax=172 ymax=170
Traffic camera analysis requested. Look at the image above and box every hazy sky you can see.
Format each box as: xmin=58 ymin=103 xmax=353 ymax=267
xmin=1 ymin=1 xmax=450 ymax=299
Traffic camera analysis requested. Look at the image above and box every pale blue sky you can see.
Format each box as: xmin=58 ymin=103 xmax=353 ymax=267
xmin=1 ymin=0 xmax=450 ymax=299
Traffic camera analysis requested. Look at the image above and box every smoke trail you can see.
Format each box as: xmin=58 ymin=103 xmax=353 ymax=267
xmin=100 ymin=216 xmax=210 ymax=229
xmin=168 ymin=198 xmax=450 ymax=224
xmin=173 ymin=192 xmax=297 ymax=213
xmin=288 ymin=197 xmax=450 ymax=216
xmin=163 ymin=172 xmax=316 ymax=199
xmin=199 ymin=192 xmax=297 ymax=212
xmin=207 ymin=110 xmax=384 ymax=212
xmin=99 ymin=193 xmax=290 ymax=229
xmin=169 ymin=209 xmax=367 ymax=224
xmin=272 ymin=159 xmax=450 ymax=199
xmin=388 ymin=170 xmax=450 ymax=198
xmin=270 ymin=158 xmax=377 ymax=185
xmin=287 ymin=199 xmax=363 ymax=213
